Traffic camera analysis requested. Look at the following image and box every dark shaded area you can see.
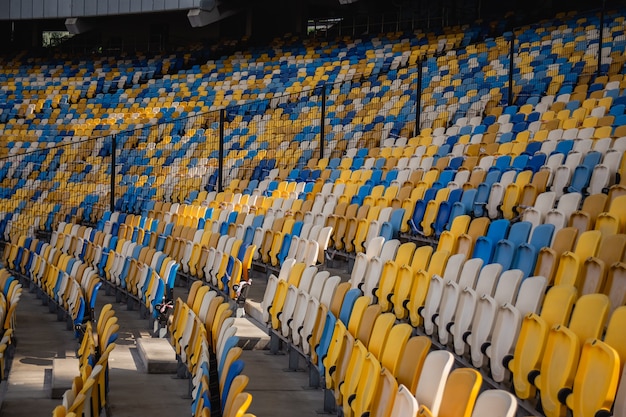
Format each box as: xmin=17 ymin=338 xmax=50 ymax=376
xmin=0 ymin=0 xmax=623 ymax=53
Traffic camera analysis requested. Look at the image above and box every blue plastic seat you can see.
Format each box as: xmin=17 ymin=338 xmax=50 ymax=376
xmin=338 ymin=289 xmax=362 ymax=325
xmin=567 ymin=151 xmax=602 ymax=194
xmin=509 ymin=155 xmax=530 ymax=172
xmin=351 ymin=185 xmax=372 ymax=205
xmin=221 ymin=359 xmax=245 ymax=407
xmin=490 ymin=155 xmax=512 ymax=172
xmin=314 ymin=312 xmax=337 ymax=375
xmin=433 ymin=170 xmax=456 ymax=189
xmin=491 ymin=221 xmax=532 ymax=270
xmin=448 ymin=189 xmax=477 ymax=226
xmin=512 ymin=223 xmax=556 ymax=278
xmin=409 ymin=188 xmax=439 ymax=234
xmin=522 ymin=142 xmax=542 ymax=156
xmin=432 ymin=189 xmax=463 ymax=236
xmin=525 ymin=153 xmax=547 ymax=172
xmin=472 ymin=219 xmax=511 ymax=264
xmin=472 ymin=171 xmax=501 ymax=217
xmin=551 ymin=139 xmax=574 ymax=156
xmin=218 ymin=335 xmax=241 ymax=376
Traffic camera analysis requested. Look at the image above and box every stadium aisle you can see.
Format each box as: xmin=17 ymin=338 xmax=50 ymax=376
xmin=0 ymin=284 xmax=190 ymax=417
xmin=0 ymin=287 xmax=76 ymax=416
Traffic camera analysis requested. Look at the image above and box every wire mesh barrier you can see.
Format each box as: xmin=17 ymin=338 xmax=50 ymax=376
xmin=0 ymin=135 xmax=111 ymax=241
xmin=0 ymin=7 xmax=623 ymax=242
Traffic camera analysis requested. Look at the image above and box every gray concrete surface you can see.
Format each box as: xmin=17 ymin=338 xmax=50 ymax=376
xmin=51 ymin=358 xmax=80 ymax=398
xmin=136 ymin=338 xmax=178 ymax=374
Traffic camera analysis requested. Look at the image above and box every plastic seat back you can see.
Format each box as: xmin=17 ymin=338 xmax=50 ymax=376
xmin=470 ymin=390 xmax=517 ymax=417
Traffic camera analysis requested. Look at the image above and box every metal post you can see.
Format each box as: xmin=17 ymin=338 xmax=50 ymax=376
xmin=110 ymin=135 xmax=116 ymax=212
xmin=598 ymin=1 xmax=606 ymax=79
xmin=508 ymin=31 xmax=515 ymax=106
xmin=218 ymin=109 xmax=225 ymax=193
xmin=320 ymin=85 xmax=326 ymax=159
xmin=414 ymin=58 xmax=423 ymax=137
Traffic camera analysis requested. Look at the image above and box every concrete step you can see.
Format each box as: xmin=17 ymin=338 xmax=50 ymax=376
xmin=136 ymin=338 xmax=178 ymax=374
xmin=234 ymin=315 xmax=270 ymax=350
xmin=50 ymin=358 xmax=79 ymax=399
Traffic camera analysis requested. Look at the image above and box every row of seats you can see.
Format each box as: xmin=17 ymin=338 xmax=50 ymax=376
xmin=49 ymin=220 xmax=179 ymax=320
xmin=101 ymin=198 xmax=331 ymax=281
xmin=94 ymin=210 xmax=255 ymax=300
xmin=51 ymin=304 xmax=118 ymax=417
xmin=0 ymin=269 xmax=20 ymax=381
xmin=508 ymin=293 xmax=626 ymax=417
xmin=260 ymin=258 xmax=519 ymax=417
xmin=169 ymin=281 xmax=256 ymax=417
xmin=3 ymin=83 xmax=624 ymax=245
xmin=5 ymin=236 xmax=100 ymax=336
xmin=259 ymin=194 xmax=626 ymax=415
xmin=429 ymin=211 xmax=626 ymax=305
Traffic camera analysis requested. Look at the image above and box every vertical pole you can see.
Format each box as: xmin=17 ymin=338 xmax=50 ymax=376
xmin=414 ymin=58 xmax=423 ymax=137
xmin=110 ymin=135 xmax=116 ymax=212
xmin=597 ymin=1 xmax=605 ymax=79
xmin=320 ymin=85 xmax=326 ymax=159
xmin=218 ymin=109 xmax=225 ymax=193
xmin=508 ymin=31 xmax=515 ymax=106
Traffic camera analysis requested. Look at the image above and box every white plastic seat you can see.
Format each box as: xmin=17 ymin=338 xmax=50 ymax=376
xmin=300 ymin=297 xmax=321 ymax=354
xmin=361 ymin=257 xmax=383 ymax=299
xmin=349 ymin=255 xmax=369 ymax=289
xmin=470 ymin=390 xmax=517 ymax=417
xmin=551 ymin=166 xmax=571 ymax=199
xmin=450 ymin=263 xmax=502 ymax=355
xmin=420 ymin=253 xmax=466 ymax=335
xmin=378 ymin=239 xmax=401 ymax=263
xmin=261 ymin=274 xmax=281 ymax=323
xmin=279 ymin=285 xmax=300 ymax=338
xmin=290 ymin=292 xmax=310 ymax=346
xmin=588 ymin=164 xmax=611 ymax=195
xmin=436 ymin=258 xmax=484 ymax=345
xmin=309 ymin=271 xmax=330 ymax=301
xmin=297 ymin=266 xmax=318 ymax=294
xmin=364 ymin=236 xmax=385 ymax=260
xmin=521 ymin=191 xmax=556 ymax=231
xmin=319 ymin=275 xmax=341 ymax=308
xmin=485 ymin=276 xmax=548 ymax=382
xmin=414 ymin=350 xmax=455 ymax=416
xmin=390 ymin=384 xmax=419 ymax=417
xmin=467 ymin=269 xmax=524 ymax=367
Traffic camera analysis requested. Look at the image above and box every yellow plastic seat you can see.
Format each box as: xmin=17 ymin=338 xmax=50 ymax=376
xmin=509 ymin=285 xmax=578 ymax=399
xmin=417 ymin=368 xmax=482 ymax=417
xmin=560 ymin=339 xmax=620 ymax=417
xmin=437 ymin=215 xmax=471 ymax=254
xmin=535 ymin=227 xmax=579 ymax=285
xmin=366 ymin=312 xmax=395 ymax=361
xmin=554 ymin=230 xmax=602 ymax=290
xmin=581 ymin=234 xmax=626 ymax=296
xmin=531 ymin=294 xmax=610 ymax=417
xmin=379 ymin=323 xmax=412 ymax=376
xmin=408 ymin=250 xmax=451 ymax=327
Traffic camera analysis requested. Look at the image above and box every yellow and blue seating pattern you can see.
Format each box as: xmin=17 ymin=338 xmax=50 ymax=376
xmin=2 ymin=6 xmax=626 ymax=417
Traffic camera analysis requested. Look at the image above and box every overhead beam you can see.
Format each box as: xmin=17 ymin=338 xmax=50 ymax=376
xmin=187 ymin=2 xmax=242 ymax=27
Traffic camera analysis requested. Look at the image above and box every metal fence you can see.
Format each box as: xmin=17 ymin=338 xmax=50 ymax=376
xmin=0 ymin=6 xmax=622 ymax=241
